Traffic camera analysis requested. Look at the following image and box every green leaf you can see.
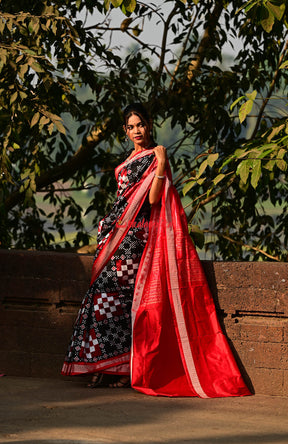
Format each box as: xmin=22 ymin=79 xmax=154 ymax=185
xmin=189 ymin=224 xmax=204 ymax=249
xmin=213 ymin=173 xmax=226 ymax=185
xmin=197 ymin=159 xmax=208 ymax=178
xmin=267 ymin=125 xmax=285 ymax=141
xmin=111 ymin=0 xmax=123 ymax=6
xmin=47 ymin=122 xmax=54 ymax=135
xmin=104 ymin=0 xmax=111 ymax=10
xmin=132 ymin=26 xmax=142 ymax=36
xmin=10 ymin=91 xmax=18 ymax=104
xmin=264 ymin=159 xmax=276 ymax=171
xmin=0 ymin=18 xmax=5 ymax=34
xmin=246 ymin=90 xmax=257 ymax=101
xmin=207 ymin=153 xmax=219 ymax=167
xmin=230 ymin=95 xmax=245 ymax=111
xmin=30 ymin=112 xmax=40 ymax=128
xmin=123 ymin=0 xmax=136 ymax=13
xmin=120 ymin=17 xmax=133 ymax=31
xmin=183 ymin=180 xmax=196 ymax=196
xmin=19 ymin=63 xmax=29 ymax=79
xmin=239 ymin=99 xmax=254 ymax=123
xmin=31 ymin=62 xmax=45 ymax=73
xmin=279 ymin=61 xmax=288 ymax=69
xmin=277 ymin=148 xmax=286 ymax=159
xmin=261 ymin=7 xmax=275 ymax=32
xmin=266 ymin=1 xmax=285 ymax=21
xmin=251 ymin=159 xmax=261 ymax=189
xmin=276 ymin=159 xmax=287 ymax=171
xmin=54 ymin=120 xmax=66 ymax=134
xmin=236 ymin=159 xmax=251 ymax=184
xmin=39 ymin=116 xmax=50 ymax=127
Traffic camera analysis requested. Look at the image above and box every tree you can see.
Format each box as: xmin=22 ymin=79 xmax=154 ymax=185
xmin=0 ymin=0 xmax=287 ymax=260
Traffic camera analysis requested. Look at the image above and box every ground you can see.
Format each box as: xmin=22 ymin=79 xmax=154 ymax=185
xmin=1 ymin=376 xmax=288 ymax=444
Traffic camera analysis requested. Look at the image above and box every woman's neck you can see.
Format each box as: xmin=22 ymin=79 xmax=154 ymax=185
xmin=133 ymin=140 xmax=152 ymax=152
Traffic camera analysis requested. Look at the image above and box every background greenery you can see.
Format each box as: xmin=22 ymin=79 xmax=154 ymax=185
xmin=0 ymin=0 xmax=287 ymax=260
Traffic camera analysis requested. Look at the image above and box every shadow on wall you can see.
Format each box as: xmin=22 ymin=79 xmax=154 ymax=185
xmin=202 ymin=261 xmax=254 ymax=394
xmin=0 ymin=250 xmax=94 ymax=378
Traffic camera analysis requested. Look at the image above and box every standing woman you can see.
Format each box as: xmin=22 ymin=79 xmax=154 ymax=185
xmin=62 ymin=103 xmax=251 ymax=398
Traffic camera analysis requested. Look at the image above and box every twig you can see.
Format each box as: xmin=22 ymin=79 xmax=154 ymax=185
xmin=205 ymin=229 xmax=280 ymax=261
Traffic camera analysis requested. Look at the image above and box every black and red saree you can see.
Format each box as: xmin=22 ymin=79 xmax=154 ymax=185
xmin=62 ymin=148 xmax=251 ymax=398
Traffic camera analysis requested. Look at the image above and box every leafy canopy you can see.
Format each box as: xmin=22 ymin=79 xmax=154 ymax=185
xmin=0 ymin=0 xmax=288 ymax=261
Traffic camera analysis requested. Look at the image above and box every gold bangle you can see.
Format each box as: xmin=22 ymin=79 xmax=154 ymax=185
xmin=154 ymin=174 xmax=165 ymax=179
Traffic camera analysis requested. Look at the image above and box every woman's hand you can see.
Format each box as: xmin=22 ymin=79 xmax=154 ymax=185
xmin=153 ymin=145 xmax=167 ymax=173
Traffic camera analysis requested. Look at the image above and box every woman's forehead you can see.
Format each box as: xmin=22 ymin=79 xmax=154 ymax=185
xmin=127 ymin=114 xmax=144 ymax=125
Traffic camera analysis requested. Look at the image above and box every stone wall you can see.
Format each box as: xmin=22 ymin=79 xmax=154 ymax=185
xmin=0 ymin=250 xmax=287 ymax=396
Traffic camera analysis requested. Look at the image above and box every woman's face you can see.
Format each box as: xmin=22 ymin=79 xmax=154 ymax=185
xmin=124 ymin=114 xmax=151 ymax=148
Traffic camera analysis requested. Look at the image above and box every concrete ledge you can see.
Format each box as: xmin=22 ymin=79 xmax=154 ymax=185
xmin=0 ymin=250 xmax=287 ymax=396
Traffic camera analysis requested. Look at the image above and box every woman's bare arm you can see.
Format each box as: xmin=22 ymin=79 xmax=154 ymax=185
xmin=149 ymin=145 xmax=167 ymax=205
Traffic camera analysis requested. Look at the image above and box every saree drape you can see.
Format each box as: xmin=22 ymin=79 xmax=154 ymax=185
xmin=131 ymin=157 xmax=250 ymax=397
xmin=63 ymin=149 xmax=251 ymax=398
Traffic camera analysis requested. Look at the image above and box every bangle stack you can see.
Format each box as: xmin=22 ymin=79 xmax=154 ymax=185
xmin=154 ymin=174 xmax=165 ymax=179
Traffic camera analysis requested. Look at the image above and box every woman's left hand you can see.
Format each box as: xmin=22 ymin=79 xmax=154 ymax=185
xmin=153 ymin=145 xmax=167 ymax=168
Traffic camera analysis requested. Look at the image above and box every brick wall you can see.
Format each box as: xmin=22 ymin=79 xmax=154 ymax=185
xmin=0 ymin=250 xmax=287 ymax=396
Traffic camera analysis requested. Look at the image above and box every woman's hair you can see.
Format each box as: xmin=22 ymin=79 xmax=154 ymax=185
xmin=123 ymin=103 xmax=151 ymax=128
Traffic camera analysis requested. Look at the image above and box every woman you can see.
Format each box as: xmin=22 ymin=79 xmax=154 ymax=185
xmin=62 ymin=103 xmax=251 ymax=398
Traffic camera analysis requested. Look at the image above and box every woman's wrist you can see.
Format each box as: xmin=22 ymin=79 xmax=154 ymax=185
xmin=155 ymin=162 xmax=166 ymax=176
xmin=154 ymin=173 xmax=165 ymax=179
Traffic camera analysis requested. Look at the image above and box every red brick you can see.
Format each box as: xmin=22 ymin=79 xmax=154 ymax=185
xmin=0 ymin=351 xmax=31 ymax=376
xmin=246 ymin=366 xmax=284 ymax=396
xmin=283 ymin=322 xmax=288 ymax=343
xmin=234 ymin=340 xmax=286 ymax=369
xmin=0 ymin=309 xmax=38 ymax=331
xmin=30 ymin=327 xmax=71 ymax=355
xmin=222 ymin=318 xmax=241 ymax=340
xmin=30 ymin=353 xmax=65 ymax=378
xmin=59 ymin=279 xmax=88 ymax=303
xmin=284 ymin=370 xmax=288 ymax=394
xmin=280 ymin=344 xmax=288 ymax=370
xmin=0 ymin=277 xmax=59 ymax=304
xmin=217 ymin=288 xmax=283 ymax=314
xmin=240 ymin=322 xmax=284 ymax=343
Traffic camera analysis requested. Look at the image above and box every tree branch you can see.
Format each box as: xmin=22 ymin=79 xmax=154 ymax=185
xmin=157 ymin=4 xmax=179 ymax=75
xmin=187 ymin=0 xmax=224 ymax=79
xmin=4 ymin=124 xmax=108 ymax=212
xmin=205 ymin=229 xmax=280 ymax=261
xmin=168 ymin=7 xmax=199 ymax=91
xmin=186 ymin=175 xmax=235 ymax=222
xmin=250 ymin=37 xmax=288 ymax=139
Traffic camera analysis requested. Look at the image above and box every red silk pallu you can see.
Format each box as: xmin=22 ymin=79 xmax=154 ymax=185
xmin=90 ymin=149 xmax=251 ymax=397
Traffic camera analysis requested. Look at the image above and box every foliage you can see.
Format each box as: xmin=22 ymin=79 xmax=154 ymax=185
xmin=0 ymin=0 xmax=288 ymax=260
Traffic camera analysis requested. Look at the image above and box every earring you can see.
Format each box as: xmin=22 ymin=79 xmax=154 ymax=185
xmin=125 ymin=135 xmax=129 ymax=142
